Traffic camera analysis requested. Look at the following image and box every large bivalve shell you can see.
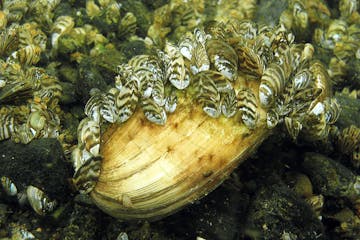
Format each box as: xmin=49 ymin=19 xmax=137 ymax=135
xmin=90 ymin=92 xmax=269 ymax=220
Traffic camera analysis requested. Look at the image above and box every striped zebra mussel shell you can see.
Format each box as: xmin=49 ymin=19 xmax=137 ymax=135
xmin=0 ymin=113 xmax=14 ymax=141
xmin=193 ymin=71 xmax=222 ymax=118
xmin=235 ymin=44 xmax=264 ymax=80
xmin=0 ymin=25 xmax=19 ymax=57
xmin=141 ymin=97 xmax=167 ymax=125
xmin=236 ymin=88 xmax=259 ymax=129
xmin=221 ymin=87 xmax=237 ymax=118
xmin=51 ymin=15 xmax=75 ymax=49
xmin=164 ymin=41 xmax=191 ymax=90
xmin=26 ymin=185 xmax=57 ymax=216
xmin=309 ymin=60 xmax=332 ymax=102
xmin=8 ymin=44 xmax=42 ymax=66
xmin=72 ymin=156 xmax=102 ymax=194
xmin=164 ymin=91 xmax=178 ymax=113
xmin=259 ymin=63 xmax=287 ymax=108
xmin=77 ymin=118 xmax=101 ymax=156
xmin=335 ymin=125 xmax=360 ymax=168
xmin=285 ymin=116 xmax=303 ymax=141
xmin=178 ymin=33 xmax=195 ymax=61
xmin=336 ymin=125 xmax=360 ymax=155
xmin=205 ymin=38 xmax=238 ymax=81
xmin=190 ymin=42 xmax=210 ymax=74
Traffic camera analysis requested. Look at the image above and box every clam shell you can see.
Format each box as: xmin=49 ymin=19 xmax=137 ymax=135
xmin=90 ymin=93 xmax=269 ymax=220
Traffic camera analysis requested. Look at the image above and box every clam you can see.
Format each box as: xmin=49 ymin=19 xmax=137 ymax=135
xmin=90 ymin=90 xmax=269 ymax=220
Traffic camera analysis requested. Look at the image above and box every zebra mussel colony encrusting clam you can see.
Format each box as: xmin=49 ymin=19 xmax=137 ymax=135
xmin=72 ymin=18 xmax=339 ymax=219
xmin=1 ymin=1 xmax=359 ymax=237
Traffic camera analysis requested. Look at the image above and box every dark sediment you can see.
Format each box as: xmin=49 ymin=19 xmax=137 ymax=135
xmin=0 ymin=138 xmax=71 ymax=201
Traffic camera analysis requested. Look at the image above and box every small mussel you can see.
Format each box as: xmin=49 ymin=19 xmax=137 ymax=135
xmin=336 ymin=125 xmax=360 ymax=167
xmin=26 ymin=185 xmax=57 ymax=216
xmin=1 ymin=176 xmax=18 ymax=197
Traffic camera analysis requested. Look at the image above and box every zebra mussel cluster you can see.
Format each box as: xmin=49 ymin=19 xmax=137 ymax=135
xmin=72 ymin=19 xmax=339 ymax=194
xmin=0 ymin=6 xmax=62 ymax=144
xmin=314 ymin=9 xmax=360 ymax=87
xmin=279 ymin=0 xmax=360 ymax=88
xmin=0 ymin=0 xmax=64 ymax=217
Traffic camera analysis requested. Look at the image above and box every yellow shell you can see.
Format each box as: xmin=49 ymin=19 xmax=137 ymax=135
xmin=90 ymin=90 xmax=269 ymax=220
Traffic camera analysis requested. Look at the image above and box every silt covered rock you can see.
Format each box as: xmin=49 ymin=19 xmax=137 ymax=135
xmin=303 ymin=152 xmax=360 ymax=199
xmin=0 ymin=138 xmax=71 ymax=204
xmin=246 ymin=183 xmax=324 ymax=239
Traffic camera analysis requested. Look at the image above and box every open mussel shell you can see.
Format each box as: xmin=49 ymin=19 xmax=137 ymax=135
xmin=90 ymin=94 xmax=269 ymax=220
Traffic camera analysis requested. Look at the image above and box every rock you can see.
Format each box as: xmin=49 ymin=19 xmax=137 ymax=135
xmin=255 ymin=0 xmax=288 ymax=26
xmin=288 ymin=172 xmax=314 ymax=198
xmin=302 ymin=152 xmax=360 ymax=199
xmin=92 ymin=49 xmax=127 ymax=76
xmin=76 ymin=57 xmax=108 ymax=104
xmin=120 ymin=40 xmax=148 ymax=61
xmin=335 ymin=92 xmax=360 ymax=129
xmin=59 ymin=82 xmax=77 ymax=105
xmin=0 ymin=203 xmax=9 ymax=233
xmin=0 ymin=139 xmax=70 ymax=202
xmin=58 ymin=65 xmax=78 ymax=85
xmin=59 ymin=204 xmax=103 ymax=240
xmin=246 ymin=183 xmax=324 ymax=240
xmin=164 ymin=184 xmax=250 ymax=240
xmin=141 ymin=0 xmax=169 ymax=11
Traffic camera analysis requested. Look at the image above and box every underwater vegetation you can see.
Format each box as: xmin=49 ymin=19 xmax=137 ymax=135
xmin=0 ymin=0 xmax=359 ymax=239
